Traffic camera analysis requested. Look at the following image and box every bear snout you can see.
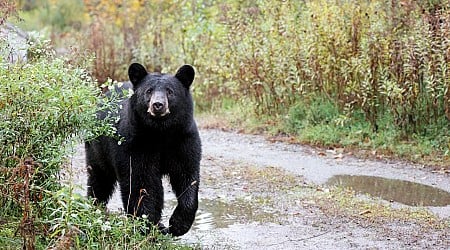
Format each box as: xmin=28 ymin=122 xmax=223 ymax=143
xmin=148 ymin=91 xmax=170 ymax=117
xmin=148 ymin=101 xmax=170 ymax=117
xmin=152 ymin=102 xmax=164 ymax=111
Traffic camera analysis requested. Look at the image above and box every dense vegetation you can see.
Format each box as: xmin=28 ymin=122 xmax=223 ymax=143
xmin=0 ymin=4 xmax=188 ymax=249
xmin=16 ymin=0 xmax=448 ymax=165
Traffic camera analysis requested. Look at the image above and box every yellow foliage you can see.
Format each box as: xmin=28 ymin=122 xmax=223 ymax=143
xmin=83 ymin=0 xmax=147 ymax=28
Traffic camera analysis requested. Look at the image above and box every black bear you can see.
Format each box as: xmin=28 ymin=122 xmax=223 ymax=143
xmin=85 ymin=63 xmax=201 ymax=237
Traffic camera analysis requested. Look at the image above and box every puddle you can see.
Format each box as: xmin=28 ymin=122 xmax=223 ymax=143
xmin=163 ymin=198 xmax=277 ymax=231
xmin=326 ymin=175 xmax=450 ymax=207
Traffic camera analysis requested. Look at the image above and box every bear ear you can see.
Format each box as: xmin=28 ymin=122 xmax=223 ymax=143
xmin=175 ymin=65 xmax=195 ymax=88
xmin=128 ymin=63 xmax=148 ymax=86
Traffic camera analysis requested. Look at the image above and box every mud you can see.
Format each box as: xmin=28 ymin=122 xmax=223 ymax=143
xmin=65 ymin=129 xmax=450 ymax=249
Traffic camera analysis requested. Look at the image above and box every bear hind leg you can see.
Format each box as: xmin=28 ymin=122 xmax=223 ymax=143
xmin=87 ymin=165 xmax=117 ymax=205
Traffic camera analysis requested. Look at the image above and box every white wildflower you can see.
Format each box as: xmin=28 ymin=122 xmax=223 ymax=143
xmin=101 ymin=221 xmax=111 ymax=232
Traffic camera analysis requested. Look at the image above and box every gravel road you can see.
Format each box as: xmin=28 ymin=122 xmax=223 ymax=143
xmin=65 ymin=128 xmax=450 ymax=249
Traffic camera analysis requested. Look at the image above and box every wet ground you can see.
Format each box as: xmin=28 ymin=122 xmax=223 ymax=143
xmin=65 ymin=128 xmax=450 ymax=249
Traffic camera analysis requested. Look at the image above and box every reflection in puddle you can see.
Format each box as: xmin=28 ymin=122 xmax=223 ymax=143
xmin=326 ymin=175 xmax=450 ymax=207
xmin=164 ymin=198 xmax=276 ymax=231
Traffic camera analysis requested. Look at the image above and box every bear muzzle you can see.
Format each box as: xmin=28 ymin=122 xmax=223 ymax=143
xmin=148 ymin=92 xmax=170 ymax=117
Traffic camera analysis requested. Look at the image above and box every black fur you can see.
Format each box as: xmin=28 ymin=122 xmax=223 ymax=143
xmin=85 ymin=64 xmax=201 ymax=237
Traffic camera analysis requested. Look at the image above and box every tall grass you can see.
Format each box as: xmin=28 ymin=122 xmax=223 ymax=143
xmin=215 ymin=1 xmax=449 ymax=135
xmin=15 ymin=0 xmax=450 ymax=158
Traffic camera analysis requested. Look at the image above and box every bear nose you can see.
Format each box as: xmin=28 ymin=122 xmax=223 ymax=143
xmin=152 ymin=102 xmax=164 ymax=111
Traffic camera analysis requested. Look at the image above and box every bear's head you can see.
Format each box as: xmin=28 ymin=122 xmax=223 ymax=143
xmin=127 ymin=63 xmax=195 ymax=128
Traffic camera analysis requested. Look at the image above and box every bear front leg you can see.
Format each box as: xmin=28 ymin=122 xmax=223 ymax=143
xmin=168 ymin=174 xmax=199 ymax=236
xmin=119 ymin=172 xmax=164 ymax=228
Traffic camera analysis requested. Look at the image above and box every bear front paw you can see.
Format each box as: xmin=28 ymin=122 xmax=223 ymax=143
xmin=168 ymin=216 xmax=192 ymax=236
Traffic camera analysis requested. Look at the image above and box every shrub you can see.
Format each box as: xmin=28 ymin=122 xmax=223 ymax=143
xmin=0 ymin=44 xmax=109 ymax=248
xmin=0 ymin=38 xmax=189 ymax=248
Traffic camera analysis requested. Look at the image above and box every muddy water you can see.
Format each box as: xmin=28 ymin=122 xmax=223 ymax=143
xmin=162 ymin=197 xmax=277 ymax=231
xmin=326 ymin=175 xmax=450 ymax=207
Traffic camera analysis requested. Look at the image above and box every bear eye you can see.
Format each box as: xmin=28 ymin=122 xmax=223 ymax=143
xmin=166 ymin=88 xmax=174 ymax=95
xmin=146 ymin=88 xmax=153 ymax=94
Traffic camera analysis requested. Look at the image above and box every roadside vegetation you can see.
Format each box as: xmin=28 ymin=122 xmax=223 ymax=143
xmin=14 ymin=0 xmax=449 ymax=166
xmin=0 ymin=37 xmax=188 ymax=250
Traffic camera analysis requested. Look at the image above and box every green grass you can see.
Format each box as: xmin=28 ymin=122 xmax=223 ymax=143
xmin=285 ymin=96 xmax=449 ymax=166
xmin=198 ymin=95 xmax=449 ymax=168
xmin=42 ymin=187 xmax=191 ymax=250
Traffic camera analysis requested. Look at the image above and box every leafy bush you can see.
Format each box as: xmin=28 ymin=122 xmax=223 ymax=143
xmin=0 ymin=47 xmax=105 ymax=247
xmin=0 ymin=36 xmax=190 ymax=248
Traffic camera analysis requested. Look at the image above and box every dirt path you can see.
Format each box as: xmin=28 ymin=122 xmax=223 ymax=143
xmin=66 ymin=129 xmax=450 ymax=249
